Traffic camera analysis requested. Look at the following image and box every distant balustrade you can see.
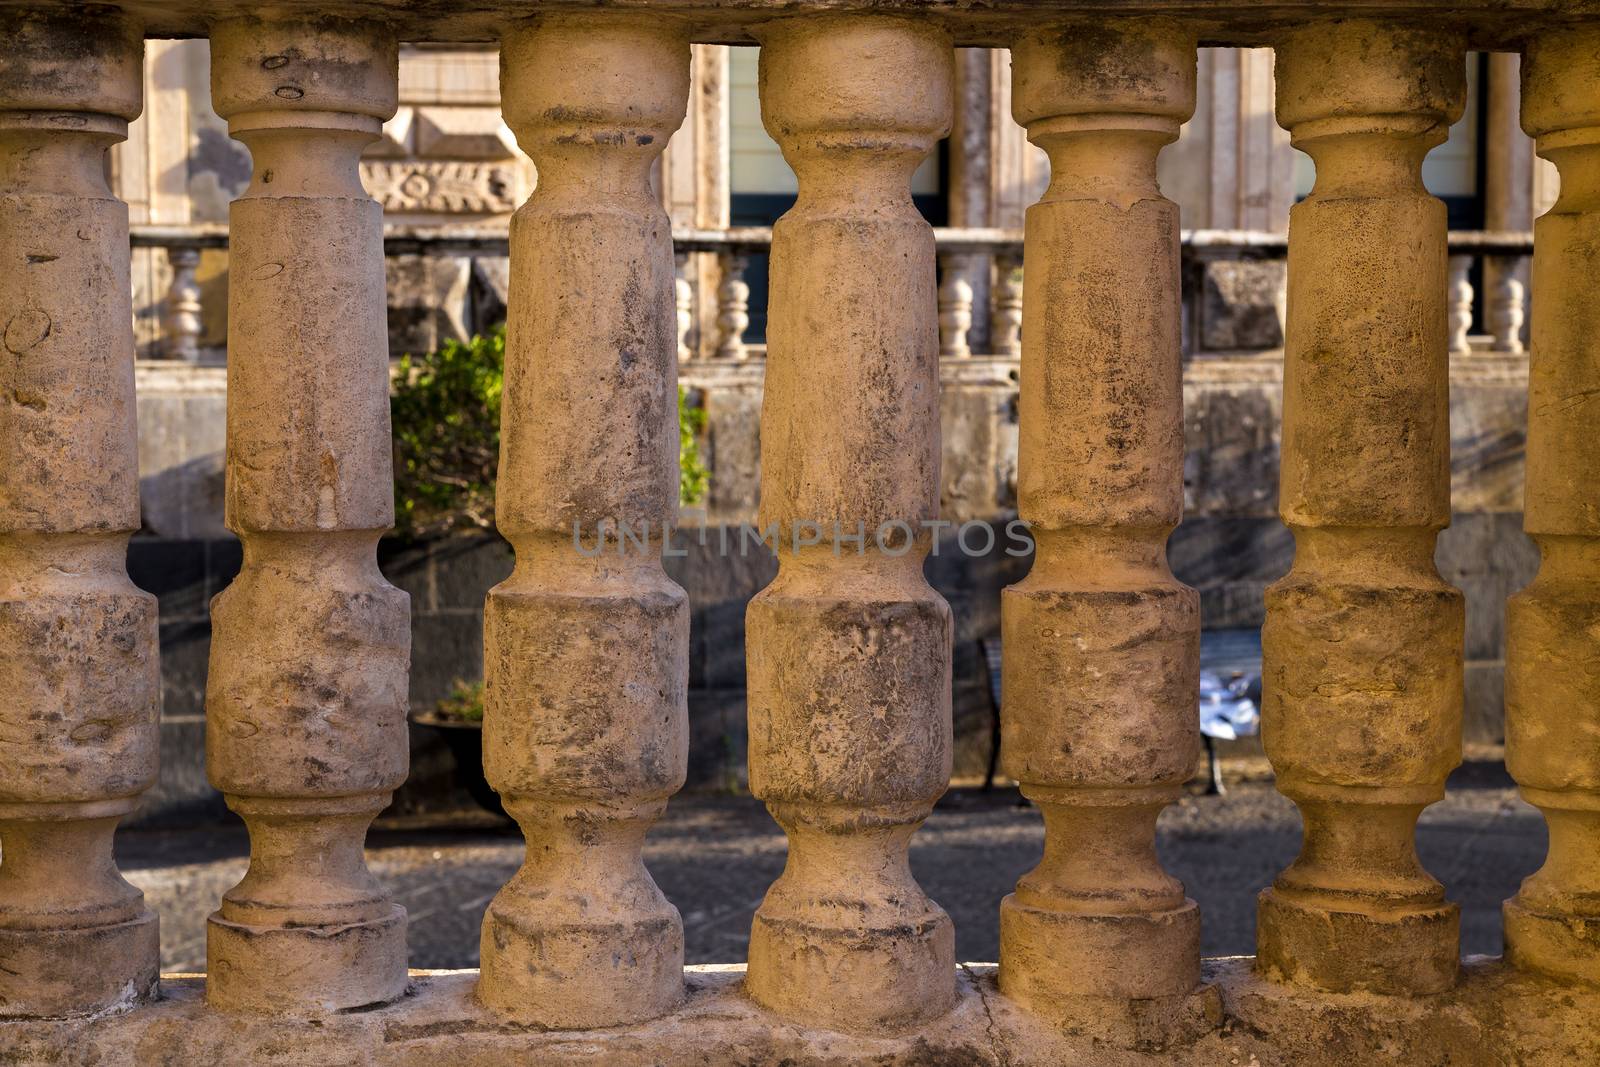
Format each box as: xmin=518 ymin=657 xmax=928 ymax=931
xmin=131 ymin=223 xmax=1534 ymax=363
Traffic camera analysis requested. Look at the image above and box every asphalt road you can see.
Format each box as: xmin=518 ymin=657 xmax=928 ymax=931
xmin=118 ymin=764 xmax=1542 ymax=973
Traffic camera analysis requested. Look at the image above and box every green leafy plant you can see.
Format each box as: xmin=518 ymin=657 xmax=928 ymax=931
xmin=391 ymin=325 xmax=708 ymax=537
xmin=392 ymin=326 xmax=504 ymax=538
xmin=434 ymin=679 xmax=484 ymax=724
xmin=679 ymin=387 xmax=710 ymax=508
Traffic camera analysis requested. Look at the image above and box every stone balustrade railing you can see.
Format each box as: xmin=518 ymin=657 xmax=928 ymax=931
xmin=3 ymin=2 xmax=1597 ymax=1064
xmin=132 ymin=223 xmax=1534 ymax=362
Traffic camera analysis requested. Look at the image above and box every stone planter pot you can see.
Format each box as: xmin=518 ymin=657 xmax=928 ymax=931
xmin=410 ymin=713 xmax=504 ymax=818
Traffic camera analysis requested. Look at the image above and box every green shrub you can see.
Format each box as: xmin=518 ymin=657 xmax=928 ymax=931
xmin=392 ymin=325 xmax=708 ymax=538
xmin=392 ymin=327 xmax=504 ymax=537
xmin=434 ymin=679 xmax=485 ymax=723
xmin=679 ymin=386 xmax=710 ymax=508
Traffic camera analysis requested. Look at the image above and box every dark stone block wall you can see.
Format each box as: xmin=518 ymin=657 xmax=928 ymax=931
xmin=128 ymin=509 xmax=1536 ymax=826
xmin=124 ymin=349 xmax=1534 ymax=825
xmin=126 ymin=539 xmax=239 ymax=826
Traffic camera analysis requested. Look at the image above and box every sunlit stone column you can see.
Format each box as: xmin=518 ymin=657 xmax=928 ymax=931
xmin=998 ymin=22 xmax=1200 ymax=1015
xmin=744 ymin=16 xmax=955 ymax=1033
xmin=205 ymin=19 xmax=409 ymax=1014
xmin=1258 ymin=21 xmax=1466 ymax=996
xmin=476 ymin=17 xmax=690 ymax=1028
xmin=1504 ymin=30 xmax=1600 ymax=987
xmin=0 ymin=14 xmax=159 ymax=1018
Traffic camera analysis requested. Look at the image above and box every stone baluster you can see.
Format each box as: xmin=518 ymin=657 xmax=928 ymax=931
xmin=1258 ymin=21 xmax=1465 ymax=996
xmin=0 ymin=14 xmax=160 ymax=1019
xmin=991 ymin=251 xmax=1023 ymax=357
xmin=476 ymin=17 xmax=689 ymax=1029
xmin=744 ymin=16 xmax=954 ymax=1033
xmin=1448 ymin=253 xmax=1474 ymax=354
xmin=999 ymin=22 xmax=1200 ymax=1017
xmin=1504 ymin=30 xmax=1600 ymax=986
xmin=676 ymin=251 xmax=694 ymax=362
xmin=716 ymin=249 xmax=750 ymax=359
xmin=162 ymin=245 xmax=204 ymax=361
xmin=1489 ymin=256 xmax=1527 ymax=354
xmin=204 ymin=19 xmax=410 ymax=1014
xmin=938 ymin=251 xmax=974 ymax=357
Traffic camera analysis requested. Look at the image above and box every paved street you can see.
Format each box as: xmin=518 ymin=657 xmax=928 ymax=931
xmin=119 ymin=764 xmax=1542 ymax=973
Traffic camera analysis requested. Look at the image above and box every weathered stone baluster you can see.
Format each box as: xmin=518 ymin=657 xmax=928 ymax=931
xmin=999 ymin=22 xmax=1200 ymax=1017
xmin=162 ymin=246 xmax=204 ymax=361
xmin=991 ymin=252 xmax=1023 ymax=357
xmin=204 ymin=19 xmax=410 ymax=1014
xmin=1504 ymin=30 xmax=1600 ymax=986
xmin=476 ymin=17 xmax=689 ymax=1028
xmin=1258 ymin=21 xmax=1465 ymax=995
xmin=1448 ymin=253 xmax=1474 ymax=354
xmin=1489 ymin=256 xmax=1526 ymax=355
xmin=938 ymin=251 xmax=974 ymax=358
xmin=716 ymin=250 xmax=751 ymax=359
xmin=0 ymin=14 xmax=159 ymax=1019
xmin=676 ymin=251 xmax=694 ymax=362
xmin=744 ymin=16 xmax=954 ymax=1034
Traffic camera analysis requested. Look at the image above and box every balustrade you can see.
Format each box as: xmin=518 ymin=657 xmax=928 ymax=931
xmin=0 ymin=12 xmax=159 ymax=1019
xmin=203 ymin=17 xmax=410 ymax=1014
xmin=1504 ymin=28 xmax=1600 ymax=987
xmin=1258 ymin=19 xmax=1466 ymax=995
xmin=161 ymin=246 xmax=203 ymax=360
xmin=938 ymin=252 xmax=974 ymax=358
xmin=476 ymin=16 xmax=690 ymax=1028
xmin=1001 ymin=20 xmax=1200 ymax=1018
xmin=1449 ymin=254 xmax=1474 ymax=354
xmin=715 ymin=249 xmax=751 ymax=359
xmin=990 ymin=251 xmax=1025 ymax=357
xmin=1490 ymin=256 xmax=1527 ymax=354
xmin=133 ymin=222 xmax=1531 ymax=365
xmin=742 ymin=15 xmax=955 ymax=1034
xmin=2 ymin=3 xmax=1597 ymax=1063
xmin=676 ymin=251 xmax=695 ymax=361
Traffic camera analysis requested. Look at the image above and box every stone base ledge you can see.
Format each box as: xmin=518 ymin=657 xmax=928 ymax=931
xmin=2 ymin=958 xmax=1595 ymax=1066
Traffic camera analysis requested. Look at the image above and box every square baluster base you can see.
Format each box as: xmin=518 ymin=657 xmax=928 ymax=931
xmin=1503 ymin=897 xmax=1600 ymax=986
xmin=745 ymin=907 xmax=956 ymax=1034
xmin=0 ymin=910 xmax=159 ymax=1020
xmin=205 ymin=903 xmax=407 ymax=1015
xmin=476 ymin=905 xmax=685 ymax=1028
xmin=1256 ymin=886 xmax=1459 ymax=995
xmin=998 ymin=894 xmax=1202 ymax=1012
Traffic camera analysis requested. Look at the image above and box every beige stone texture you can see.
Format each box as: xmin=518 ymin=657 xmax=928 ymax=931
xmin=999 ymin=21 xmax=1201 ymax=1023
xmin=743 ymin=14 xmax=956 ymax=1034
xmin=7 ymin=961 xmax=1600 ymax=1066
xmin=1503 ymin=28 xmax=1600 ymax=988
xmin=0 ymin=12 xmax=160 ymax=1020
xmin=1258 ymin=20 xmax=1467 ymax=996
xmin=475 ymin=16 xmax=691 ymax=1029
xmin=204 ymin=17 xmax=410 ymax=1015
